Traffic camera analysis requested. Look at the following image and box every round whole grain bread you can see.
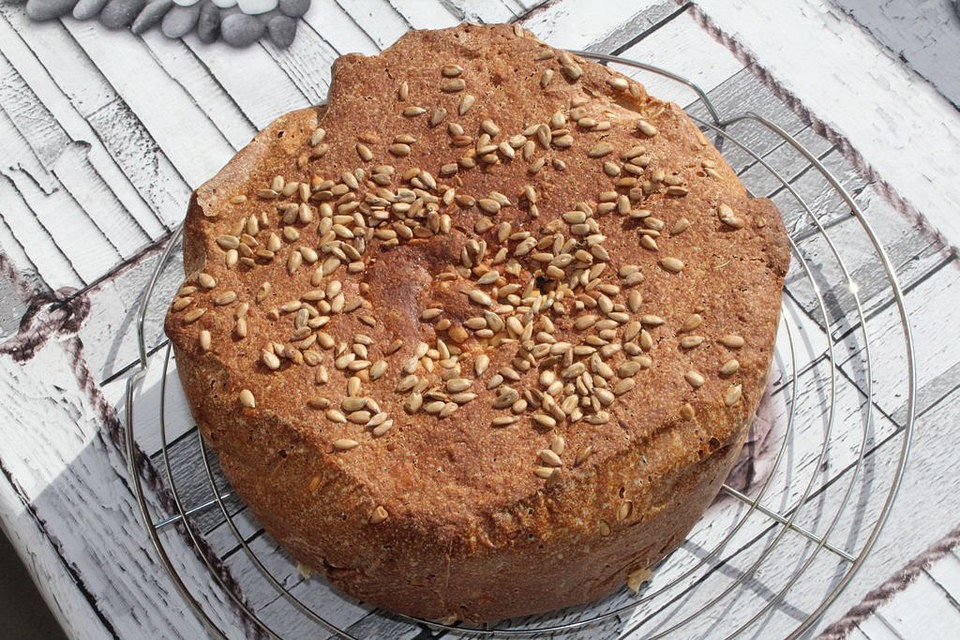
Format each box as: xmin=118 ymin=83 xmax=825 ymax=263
xmin=165 ymin=23 xmax=789 ymax=623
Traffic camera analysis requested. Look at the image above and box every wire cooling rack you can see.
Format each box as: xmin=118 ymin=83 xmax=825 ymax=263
xmin=123 ymin=48 xmax=915 ymax=640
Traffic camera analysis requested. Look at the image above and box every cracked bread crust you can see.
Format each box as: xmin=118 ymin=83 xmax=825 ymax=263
xmin=166 ymin=23 xmax=789 ymax=623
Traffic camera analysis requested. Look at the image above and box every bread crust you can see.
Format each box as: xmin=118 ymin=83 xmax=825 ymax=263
xmin=166 ymin=24 xmax=788 ymax=623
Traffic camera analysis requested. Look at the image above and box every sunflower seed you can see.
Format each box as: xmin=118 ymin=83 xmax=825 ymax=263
xmin=636 ymin=120 xmax=658 ymax=137
xmin=719 ymin=334 xmax=745 ymax=348
xmin=239 ymin=389 xmax=256 ymax=408
xmin=684 ymin=370 xmax=705 ymax=388
xmin=459 ymin=94 xmax=475 ymax=116
xmin=540 ymin=69 xmax=554 ymax=88
xmin=372 ymin=420 xmax=394 ymax=437
xmin=724 ymin=384 xmax=742 ymax=406
xmin=670 ymin=218 xmax=691 ymax=235
xmin=659 ymin=257 xmax=684 ymax=273
xmin=333 ymin=438 xmax=359 ymax=451
xmin=356 ymin=143 xmax=373 ymax=161
xmin=538 ymin=449 xmax=563 ymax=467
xmin=719 ymin=359 xmax=740 ymax=376
xmin=588 ymin=143 xmax=613 ymax=158
xmin=442 ymin=63 xmax=464 ymax=77
xmin=182 ymin=308 xmax=205 ymax=324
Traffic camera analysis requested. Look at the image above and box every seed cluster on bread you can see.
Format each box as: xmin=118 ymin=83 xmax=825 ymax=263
xmin=166 ymin=23 xmax=788 ymax=622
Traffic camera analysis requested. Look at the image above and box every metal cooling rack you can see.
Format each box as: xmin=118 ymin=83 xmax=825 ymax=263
xmin=122 ymin=46 xmax=915 ymax=640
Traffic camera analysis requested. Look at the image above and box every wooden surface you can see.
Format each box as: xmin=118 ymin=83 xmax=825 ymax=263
xmin=0 ymin=1 xmax=958 ymax=638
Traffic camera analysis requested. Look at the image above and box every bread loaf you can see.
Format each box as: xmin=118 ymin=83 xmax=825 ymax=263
xmin=165 ymin=23 xmax=789 ymax=623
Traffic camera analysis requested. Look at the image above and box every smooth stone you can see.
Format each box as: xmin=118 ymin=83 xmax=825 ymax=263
xmin=277 ymin=0 xmax=305 ymax=17
xmin=100 ymin=0 xmax=145 ymax=28
xmin=131 ymin=0 xmax=172 ymax=33
xmin=236 ymin=0 xmax=274 ymax=15
xmin=26 ymin=0 xmax=78 ymax=20
xmin=161 ymin=3 xmax=199 ymax=37
xmin=196 ymin=2 xmax=220 ymax=42
xmin=210 ymin=0 xmax=234 ymax=7
xmin=171 ymin=0 xmax=196 ymax=6
xmin=267 ymin=14 xmax=295 ymax=48
xmin=72 ymin=0 xmax=108 ymax=19
xmin=220 ymin=12 xmax=264 ymax=46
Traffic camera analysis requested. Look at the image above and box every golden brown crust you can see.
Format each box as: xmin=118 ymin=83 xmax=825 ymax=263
xmin=166 ymin=23 xmax=788 ymax=622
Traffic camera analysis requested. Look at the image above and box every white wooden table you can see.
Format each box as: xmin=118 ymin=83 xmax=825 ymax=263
xmin=1 ymin=1 xmax=959 ymax=638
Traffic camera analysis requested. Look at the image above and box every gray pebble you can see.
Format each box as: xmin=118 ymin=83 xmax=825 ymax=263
xmin=73 ymin=0 xmax=108 ymax=19
xmin=131 ymin=0 xmax=172 ymax=34
xmin=220 ymin=12 xmax=264 ymax=47
xmin=100 ymin=0 xmax=145 ymax=29
xmin=26 ymin=0 xmax=78 ymax=20
xmin=277 ymin=0 xmax=306 ymax=18
xmin=197 ymin=2 xmax=220 ymax=43
xmin=2 ymin=0 xmax=28 ymax=5
xmin=267 ymin=14 xmax=296 ymax=48
xmin=161 ymin=3 xmax=199 ymax=38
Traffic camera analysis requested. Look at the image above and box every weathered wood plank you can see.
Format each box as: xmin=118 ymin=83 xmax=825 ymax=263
xmin=786 ymin=188 xmax=946 ymax=342
xmin=690 ymin=0 xmax=960 ymax=253
xmin=0 ymin=54 xmax=155 ymax=260
xmin=838 ymin=261 xmax=960 ymax=421
xmin=520 ymin=0 xmax=677 ymax=53
xmin=178 ymin=34 xmax=311 ymax=132
xmin=832 ymin=0 xmax=960 ymax=110
xmin=301 ymin=0 xmax=380 ymax=58
xmin=444 ymin=0 xmax=529 ymax=23
xmin=612 ymin=9 xmax=744 ymax=105
xmin=0 ymin=108 xmax=121 ymax=287
xmin=62 ymin=21 xmax=236 ymax=188
xmin=0 ymin=476 xmax=113 ymax=640
xmin=0 ymin=336 xmax=256 ymax=639
xmin=0 ymin=7 xmax=189 ymax=229
xmin=927 ymin=551 xmax=960 ymax=607
xmin=388 ymin=0 xmax=460 ymax=29
xmin=137 ymin=31 xmax=258 ymax=151
xmin=875 ymin=573 xmax=960 ymax=638
xmin=333 ymin=0 xmax=414 ymax=50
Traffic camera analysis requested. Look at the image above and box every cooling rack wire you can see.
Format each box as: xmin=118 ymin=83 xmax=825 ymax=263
xmin=122 ymin=45 xmax=915 ymax=640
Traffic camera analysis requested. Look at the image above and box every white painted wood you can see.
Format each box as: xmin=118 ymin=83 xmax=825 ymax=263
xmin=869 ymin=573 xmax=960 ymax=639
xmin=832 ymin=0 xmax=960 ymax=110
xmin=613 ymin=11 xmax=744 ymax=105
xmin=389 ymin=0 xmax=460 ymax=29
xmin=0 ymin=115 xmax=86 ymax=290
xmin=0 ymin=6 xmax=189 ymax=232
xmin=0 ymin=479 xmax=113 ymax=640
xmin=927 ymin=551 xmax=960 ymax=599
xmin=301 ymin=0 xmax=381 ymax=57
xmin=521 ymin=0 xmax=675 ymax=52
xmin=0 ymin=340 xmax=243 ymax=640
xmin=137 ymin=31 xmax=258 ymax=151
xmin=690 ymin=0 xmax=960 ymax=254
xmin=63 ymin=22 xmax=237 ymax=188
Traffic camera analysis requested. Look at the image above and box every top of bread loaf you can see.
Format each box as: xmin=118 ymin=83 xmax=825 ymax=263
xmin=166 ymin=24 xmax=788 ymax=542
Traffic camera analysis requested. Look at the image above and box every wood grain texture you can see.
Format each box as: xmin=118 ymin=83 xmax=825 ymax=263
xmin=832 ymin=0 xmax=960 ymax=110
xmin=690 ymin=0 xmax=960 ymax=256
xmin=0 ymin=1 xmax=956 ymax=638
